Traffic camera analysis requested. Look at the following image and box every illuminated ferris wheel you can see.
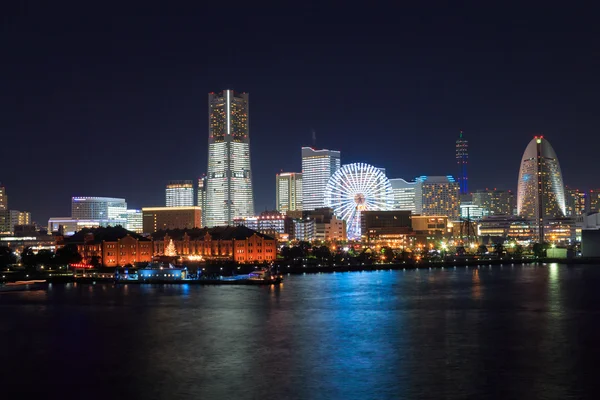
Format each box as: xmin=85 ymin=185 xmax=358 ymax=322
xmin=324 ymin=163 xmax=394 ymax=240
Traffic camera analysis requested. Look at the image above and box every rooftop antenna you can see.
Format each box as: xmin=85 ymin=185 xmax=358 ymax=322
xmin=311 ymin=129 xmax=316 ymax=147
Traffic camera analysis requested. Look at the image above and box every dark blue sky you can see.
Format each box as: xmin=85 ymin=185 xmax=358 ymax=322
xmin=2 ymin=3 xmax=599 ymax=223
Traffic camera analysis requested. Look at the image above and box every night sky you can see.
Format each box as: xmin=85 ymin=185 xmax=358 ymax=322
xmin=2 ymin=3 xmax=600 ymax=224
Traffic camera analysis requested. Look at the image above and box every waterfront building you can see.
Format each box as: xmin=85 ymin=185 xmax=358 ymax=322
xmin=477 ymin=215 xmax=534 ymax=241
xmin=0 ymin=184 xmax=6 ymax=210
xmin=301 ymin=147 xmax=340 ymax=211
xmin=361 ymin=210 xmax=412 ymax=247
xmin=472 ymin=189 xmax=516 ymax=216
xmin=544 ymin=217 xmax=576 ymax=244
xmin=276 ymin=172 xmax=303 ymax=213
xmin=564 ymin=187 xmax=587 ymax=217
xmin=517 ymin=136 xmax=566 ymax=241
xmin=411 ymin=215 xmax=450 ymax=234
xmin=63 ymin=226 xmax=152 ymax=267
xmin=166 ymin=180 xmax=194 ymax=207
xmin=205 ymin=90 xmax=254 ymax=227
xmin=0 ymin=233 xmax=56 ymax=254
xmin=71 ymin=197 xmax=127 ymax=220
xmin=456 ymin=131 xmax=468 ymax=194
xmin=0 ymin=210 xmax=31 ymax=234
xmin=151 ymin=226 xmax=276 ymax=263
xmin=389 ymin=178 xmax=417 ymax=213
xmin=125 ymin=209 xmax=143 ymax=234
xmin=582 ymin=229 xmax=600 ymax=257
xmin=415 ymin=176 xmax=460 ymax=220
xmin=142 ymin=206 xmax=202 ymax=234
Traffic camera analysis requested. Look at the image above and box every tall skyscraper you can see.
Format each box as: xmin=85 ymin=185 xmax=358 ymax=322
xmin=472 ymin=189 xmax=516 ymax=215
xmin=301 ymin=147 xmax=341 ymax=211
xmin=197 ymin=175 xmax=207 ymax=226
xmin=0 ymin=184 xmax=6 ymax=210
xmin=389 ymin=178 xmax=417 ymax=213
xmin=517 ymin=136 xmax=566 ymax=241
xmin=206 ymin=90 xmax=254 ymax=227
xmin=166 ymin=180 xmax=194 ymax=207
xmin=456 ymin=131 xmax=468 ymax=194
xmin=276 ymin=172 xmax=303 ymax=213
xmin=415 ymin=176 xmax=460 ymax=219
xmin=564 ymin=187 xmax=587 ymax=217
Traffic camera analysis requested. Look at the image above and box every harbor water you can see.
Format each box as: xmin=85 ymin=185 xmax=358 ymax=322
xmin=1 ymin=263 xmax=599 ymax=399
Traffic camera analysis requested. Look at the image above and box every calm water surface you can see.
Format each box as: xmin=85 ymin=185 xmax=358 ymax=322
xmin=1 ymin=264 xmax=600 ymax=399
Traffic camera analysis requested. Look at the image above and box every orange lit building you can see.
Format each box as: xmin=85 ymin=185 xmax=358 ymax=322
xmin=142 ymin=206 xmax=202 ymax=234
xmin=63 ymin=226 xmax=153 ymax=267
xmin=151 ymin=226 xmax=277 ymax=263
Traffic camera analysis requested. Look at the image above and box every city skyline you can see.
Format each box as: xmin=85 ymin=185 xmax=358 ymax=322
xmin=2 ymin=5 xmax=600 ymax=223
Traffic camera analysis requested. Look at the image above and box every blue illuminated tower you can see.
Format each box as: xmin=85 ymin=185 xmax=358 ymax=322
xmin=456 ymin=131 xmax=468 ymax=194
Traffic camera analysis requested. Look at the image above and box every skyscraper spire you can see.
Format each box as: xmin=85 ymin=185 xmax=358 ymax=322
xmin=456 ymin=130 xmax=468 ymax=194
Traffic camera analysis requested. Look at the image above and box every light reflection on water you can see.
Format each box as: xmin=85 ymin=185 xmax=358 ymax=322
xmin=0 ymin=264 xmax=599 ymax=399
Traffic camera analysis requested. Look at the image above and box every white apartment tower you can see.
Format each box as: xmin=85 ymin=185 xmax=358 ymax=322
xmin=301 ymin=147 xmax=341 ymax=211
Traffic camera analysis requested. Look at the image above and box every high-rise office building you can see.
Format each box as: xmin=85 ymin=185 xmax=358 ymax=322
xmin=276 ymin=172 xmax=302 ymax=213
xmin=456 ymin=131 xmax=468 ymax=194
xmin=125 ymin=209 xmax=143 ymax=233
xmin=301 ymin=147 xmax=341 ymax=211
xmin=472 ymin=189 xmax=516 ymax=215
xmin=517 ymin=136 xmax=566 ymax=241
xmin=565 ymin=187 xmax=587 ymax=217
xmin=197 ymin=175 xmax=207 ymax=226
xmin=389 ymin=178 xmax=417 ymax=213
xmin=0 ymin=210 xmax=31 ymax=234
xmin=0 ymin=184 xmax=7 ymax=210
xmin=415 ymin=176 xmax=460 ymax=219
xmin=589 ymin=189 xmax=600 ymax=213
xmin=205 ymin=90 xmax=254 ymax=227
xmin=71 ymin=197 xmax=127 ymax=220
xmin=166 ymin=180 xmax=194 ymax=207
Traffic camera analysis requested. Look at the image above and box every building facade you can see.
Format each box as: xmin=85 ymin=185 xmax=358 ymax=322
xmin=0 ymin=210 xmax=31 ymax=234
xmin=151 ymin=226 xmax=276 ymax=263
xmin=472 ymin=189 xmax=516 ymax=215
xmin=389 ymin=178 xmax=417 ymax=213
xmin=589 ymin=189 xmax=600 ymax=213
xmin=142 ymin=206 xmax=202 ymax=233
xmin=197 ymin=175 xmax=207 ymax=224
xmin=71 ymin=197 xmax=127 ymax=220
xmin=415 ymin=176 xmax=460 ymax=219
xmin=276 ymin=172 xmax=303 ymax=213
xmin=205 ymin=90 xmax=254 ymax=227
xmin=64 ymin=226 xmax=153 ymax=267
xmin=301 ymin=147 xmax=341 ymax=211
xmin=0 ymin=185 xmax=6 ymax=210
xmin=125 ymin=209 xmax=143 ymax=233
xmin=517 ymin=136 xmax=566 ymax=241
xmin=564 ymin=187 xmax=587 ymax=217
xmin=456 ymin=131 xmax=468 ymax=194
xmin=166 ymin=180 xmax=194 ymax=207
xmin=361 ymin=210 xmax=412 ymax=247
